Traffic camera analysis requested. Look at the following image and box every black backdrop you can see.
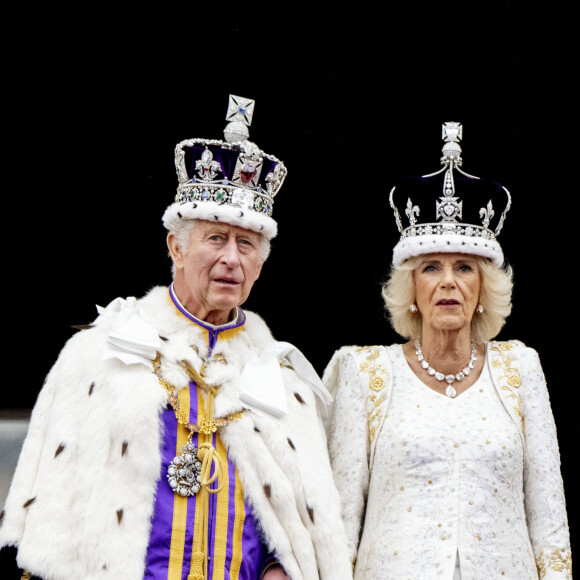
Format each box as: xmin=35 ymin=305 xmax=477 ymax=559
xmin=4 ymin=2 xmax=576 ymax=570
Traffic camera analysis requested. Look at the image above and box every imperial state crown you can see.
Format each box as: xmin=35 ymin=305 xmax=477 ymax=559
xmin=163 ymin=95 xmax=287 ymax=240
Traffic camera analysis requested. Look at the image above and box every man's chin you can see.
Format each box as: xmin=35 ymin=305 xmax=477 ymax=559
xmin=209 ymin=295 xmax=244 ymax=312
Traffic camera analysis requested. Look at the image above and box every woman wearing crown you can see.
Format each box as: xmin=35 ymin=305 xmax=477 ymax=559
xmin=323 ymin=123 xmax=572 ymax=579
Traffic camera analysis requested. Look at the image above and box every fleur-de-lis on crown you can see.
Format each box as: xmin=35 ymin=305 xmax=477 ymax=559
xmin=405 ymin=198 xmax=420 ymax=227
xmin=479 ymin=200 xmax=495 ymax=229
xmin=196 ymin=148 xmax=222 ymax=181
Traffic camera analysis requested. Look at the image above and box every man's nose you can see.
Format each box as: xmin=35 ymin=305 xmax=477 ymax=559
xmin=221 ymin=238 xmax=241 ymax=266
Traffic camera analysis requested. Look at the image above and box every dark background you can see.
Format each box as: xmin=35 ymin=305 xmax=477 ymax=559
xmin=3 ymin=2 xmax=576 ymax=570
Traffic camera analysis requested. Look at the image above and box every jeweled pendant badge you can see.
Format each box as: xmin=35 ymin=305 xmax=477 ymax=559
xmin=167 ymin=441 xmax=202 ymax=496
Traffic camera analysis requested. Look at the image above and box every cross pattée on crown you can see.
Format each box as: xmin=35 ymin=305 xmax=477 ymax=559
xmin=442 ymin=122 xmax=463 ymax=143
xmin=226 ymin=95 xmax=255 ymax=127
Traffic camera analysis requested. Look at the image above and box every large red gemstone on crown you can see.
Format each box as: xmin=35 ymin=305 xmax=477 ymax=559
xmin=240 ymin=162 xmax=256 ymax=184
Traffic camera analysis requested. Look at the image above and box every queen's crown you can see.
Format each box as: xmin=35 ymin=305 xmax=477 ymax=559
xmin=389 ymin=122 xmax=511 ymax=266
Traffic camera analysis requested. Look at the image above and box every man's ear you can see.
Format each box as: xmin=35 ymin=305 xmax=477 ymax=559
xmin=167 ymin=232 xmax=184 ymax=269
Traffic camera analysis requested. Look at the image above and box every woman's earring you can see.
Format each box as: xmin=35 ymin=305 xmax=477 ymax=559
xmin=409 ymin=304 xmax=418 ymax=313
xmin=476 ymin=304 xmax=484 ymax=313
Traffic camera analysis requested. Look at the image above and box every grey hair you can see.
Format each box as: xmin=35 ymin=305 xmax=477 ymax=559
xmin=381 ymin=255 xmax=513 ymax=343
xmin=169 ymin=219 xmax=271 ymax=278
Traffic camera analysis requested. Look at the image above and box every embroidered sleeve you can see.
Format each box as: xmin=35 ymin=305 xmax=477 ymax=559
xmin=521 ymin=348 xmax=572 ymax=579
xmin=326 ymin=354 xmax=370 ymax=564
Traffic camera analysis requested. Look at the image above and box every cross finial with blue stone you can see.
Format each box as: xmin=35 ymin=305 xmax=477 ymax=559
xmin=224 ymin=95 xmax=256 ymax=143
xmin=226 ymin=95 xmax=255 ymax=126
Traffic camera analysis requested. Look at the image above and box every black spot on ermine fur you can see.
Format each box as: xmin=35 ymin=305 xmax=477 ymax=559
xmin=294 ymin=392 xmax=306 ymax=404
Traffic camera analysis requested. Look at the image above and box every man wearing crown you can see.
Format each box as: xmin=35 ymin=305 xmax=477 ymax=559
xmin=0 ymin=96 xmax=353 ymax=580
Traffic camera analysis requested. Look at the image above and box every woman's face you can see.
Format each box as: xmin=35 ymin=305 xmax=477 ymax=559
xmin=413 ymin=253 xmax=481 ymax=335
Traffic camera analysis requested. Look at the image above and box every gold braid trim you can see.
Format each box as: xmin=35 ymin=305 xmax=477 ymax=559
xmin=188 ymin=551 xmax=206 ymax=580
xmin=537 ymin=549 xmax=573 ymax=578
xmin=490 ymin=342 xmax=524 ymax=428
xmin=356 ymin=346 xmax=388 ymax=444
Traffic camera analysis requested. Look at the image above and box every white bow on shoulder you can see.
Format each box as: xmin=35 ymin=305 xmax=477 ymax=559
xmin=96 ymin=297 xmax=161 ymax=368
xmin=240 ymin=341 xmax=332 ymax=419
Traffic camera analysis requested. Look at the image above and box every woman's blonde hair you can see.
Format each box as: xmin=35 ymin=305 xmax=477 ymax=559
xmin=381 ymin=255 xmax=513 ymax=343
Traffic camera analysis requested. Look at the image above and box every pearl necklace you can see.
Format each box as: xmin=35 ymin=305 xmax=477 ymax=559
xmin=415 ymin=342 xmax=477 ymax=398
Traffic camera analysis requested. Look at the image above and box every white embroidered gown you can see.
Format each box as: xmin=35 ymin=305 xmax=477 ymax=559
xmin=327 ymin=344 xmax=572 ymax=580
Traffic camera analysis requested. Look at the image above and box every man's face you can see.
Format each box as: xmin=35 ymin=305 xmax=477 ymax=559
xmin=168 ymin=221 xmax=264 ymax=325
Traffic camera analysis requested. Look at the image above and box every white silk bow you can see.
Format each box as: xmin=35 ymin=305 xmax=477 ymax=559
xmin=240 ymin=341 xmax=331 ymax=418
xmin=96 ymin=297 xmax=161 ymax=368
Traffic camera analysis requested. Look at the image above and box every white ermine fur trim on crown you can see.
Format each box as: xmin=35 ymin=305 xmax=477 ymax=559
xmin=392 ymin=233 xmax=504 ymax=266
xmin=162 ymin=200 xmax=278 ymax=240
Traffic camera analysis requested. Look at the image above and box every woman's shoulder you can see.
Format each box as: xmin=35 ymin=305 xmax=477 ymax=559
xmin=329 ymin=343 xmax=403 ymax=356
xmin=486 ymin=339 xmax=544 ymax=384
xmin=323 ymin=344 xmax=402 ymax=392
xmin=487 ymin=339 xmax=540 ymax=360
xmin=326 ymin=343 xmax=402 ymax=368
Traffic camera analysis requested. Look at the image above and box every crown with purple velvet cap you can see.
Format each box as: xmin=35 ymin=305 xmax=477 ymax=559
xmin=389 ymin=122 xmax=512 ymax=267
xmin=162 ymin=95 xmax=287 ymax=240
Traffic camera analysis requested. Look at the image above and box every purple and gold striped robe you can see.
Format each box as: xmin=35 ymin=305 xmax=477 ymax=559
xmin=144 ymin=291 xmax=267 ymax=579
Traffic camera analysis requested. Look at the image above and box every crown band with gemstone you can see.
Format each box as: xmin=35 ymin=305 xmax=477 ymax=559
xmin=401 ymin=223 xmax=496 ymax=240
xmin=175 ymin=184 xmax=274 ymax=216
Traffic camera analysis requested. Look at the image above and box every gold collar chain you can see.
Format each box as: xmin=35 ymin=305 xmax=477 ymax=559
xmin=152 ymin=353 xmax=245 ymax=436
